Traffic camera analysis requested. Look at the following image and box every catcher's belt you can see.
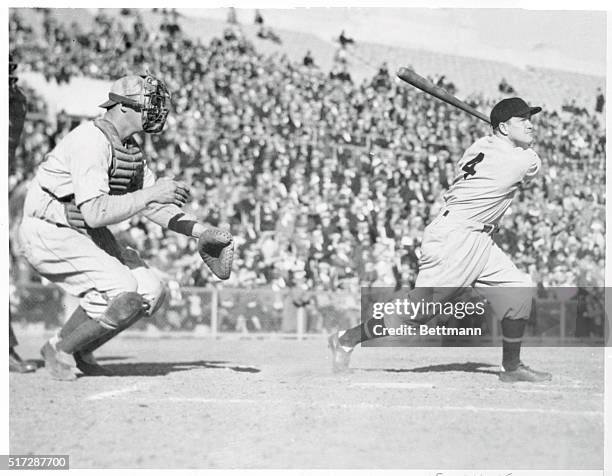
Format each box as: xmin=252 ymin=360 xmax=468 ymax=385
xmin=36 ymin=185 xmax=87 ymax=233
xmin=37 ymin=186 xmax=145 ymax=269
xmin=37 ymin=185 xmax=90 ymax=234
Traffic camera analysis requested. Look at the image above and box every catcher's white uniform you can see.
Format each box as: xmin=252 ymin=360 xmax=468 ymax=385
xmin=19 ymin=122 xmax=164 ymax=320
xmin=415 ymin=134 xmax=541 ymax=319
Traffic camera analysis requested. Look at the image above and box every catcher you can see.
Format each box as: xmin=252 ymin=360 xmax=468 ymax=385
xmin=19 ymin=74 xmax=234 ymax=380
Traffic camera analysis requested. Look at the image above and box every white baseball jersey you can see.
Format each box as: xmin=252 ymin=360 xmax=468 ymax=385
xmin=20 ymin=121 xmax=170 ymax=321
xmin=443 ymin=135 xmax=541 ymax=224
xmin=415 ymin=134 xmax=541 ymax=318
xmin=23 ymin=122 xmax=156 ymax=226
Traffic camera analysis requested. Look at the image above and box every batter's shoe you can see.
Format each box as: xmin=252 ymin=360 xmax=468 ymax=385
xmin=328 ymin=331 xmax=354 ymax=373
xmin=74 ymin=351 xmax=114 ymax=376
xmin=40 ymin=340 xmax=76 ymax=381
xmin=9 ymin=349 xmax=37 ymax=373
xmin=499 ymin=362 xmax=552 ymax=383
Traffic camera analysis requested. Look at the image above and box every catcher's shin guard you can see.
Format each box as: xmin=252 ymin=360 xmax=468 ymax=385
xmin=78 ymin=308 xmax=144 ymax=355
xmin=59 ymin=306 xmax=90 ymax=339
xmin=79 ymin=285 xmax=162 ymax=356
xmin=57 ymin=292 xmax=144 ymax=354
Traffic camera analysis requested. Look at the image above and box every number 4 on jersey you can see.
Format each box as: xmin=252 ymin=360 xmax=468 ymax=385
xmin=462 ymin=152 xmax=484 ymax=179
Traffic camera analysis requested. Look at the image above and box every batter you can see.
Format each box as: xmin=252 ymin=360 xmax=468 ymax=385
xmin=329 ymin=97 xmax=552 ymax=383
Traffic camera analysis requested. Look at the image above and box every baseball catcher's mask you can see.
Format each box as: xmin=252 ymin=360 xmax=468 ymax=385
xmin=105 ymin=75 xmax=171 ymax=133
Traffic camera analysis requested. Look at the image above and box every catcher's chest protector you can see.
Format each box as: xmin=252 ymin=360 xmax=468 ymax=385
xmin=94 ymin=118 xmax=145 ymax=195
xmin=64 ymin=119 xmax=145 ymax=232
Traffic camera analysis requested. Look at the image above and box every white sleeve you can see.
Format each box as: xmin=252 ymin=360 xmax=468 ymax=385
xmin=140 ymin=167 xmax=200 ymax=235
xmin=142 ymin=202 xmax=197 ymax=229
xmin=80 ymin=190 xmax=151 ymax=228
xmin=71 ymin=127 xmax=112 ymax=206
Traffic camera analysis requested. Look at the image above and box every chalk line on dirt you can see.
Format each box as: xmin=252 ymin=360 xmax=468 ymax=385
xmin=85 ymin=383 xmax=148 ymax=401
xmin=350 ymin=381 xmax=601 ymax=395
xmin=350 ymin=382 xmax=436 ymax=389
xmin=125 ymin=396 xmax=602 ymax=417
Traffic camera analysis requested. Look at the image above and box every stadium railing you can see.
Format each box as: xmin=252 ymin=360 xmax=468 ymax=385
xmin=10 ymin=283 xmax=606 ymax=344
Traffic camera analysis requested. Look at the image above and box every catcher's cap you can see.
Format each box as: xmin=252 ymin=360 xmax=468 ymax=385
xmin=99 ymin=75 xmax=144 ymax=109
xmin=490 ymin=97 xmax=541 ymax=129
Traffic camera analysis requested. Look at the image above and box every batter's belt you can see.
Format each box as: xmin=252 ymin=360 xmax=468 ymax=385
xmin=440 ymin=209 xmax=499 ymax=235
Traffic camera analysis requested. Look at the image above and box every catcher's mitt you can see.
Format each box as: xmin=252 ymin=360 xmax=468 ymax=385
xmin=198 ymin=228 xmax=234 ymax=280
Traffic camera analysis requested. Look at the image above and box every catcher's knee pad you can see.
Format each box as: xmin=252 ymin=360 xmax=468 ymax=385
xmin=130 ymin=267 xmax=166 ymax=317
xmin=97 ymin=292 xmax=144 ymax=330
xmin=115 ymin=273 xmax=139 ymax=294
xmin=145 ymin=283 xmax=167 ymax=317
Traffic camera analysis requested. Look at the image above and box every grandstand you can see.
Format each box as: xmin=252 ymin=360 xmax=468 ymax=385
xmin=12 ymin=8 xmax=604 ymax=112
xmin=7 ymin=11 xmax=607 ymax=471
xmin=8 ymin=8 xmax=606 ymax=335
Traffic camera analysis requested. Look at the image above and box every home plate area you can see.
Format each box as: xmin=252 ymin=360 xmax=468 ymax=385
xmin=9 ymin=336 xmax=604 ymax=470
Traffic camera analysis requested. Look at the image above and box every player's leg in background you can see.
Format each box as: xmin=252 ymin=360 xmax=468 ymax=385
xmin=9 ymin=321 xmax=36 ymax=373
xmin=475 ymin=243 xmax=551 ymax=382
xmin=9 ymin=322 xmax=17 ymax=350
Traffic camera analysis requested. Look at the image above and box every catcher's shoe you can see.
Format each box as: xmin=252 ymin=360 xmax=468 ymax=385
xmin=74 ymin=351 xmax=114 ymax=376
xmin=499 ymin=362 xmax=552 ymax=383
xmin=328 ymin=331 xmax=354 ymax=373
xmin=40 ymin=340 xmax=76 ymax=381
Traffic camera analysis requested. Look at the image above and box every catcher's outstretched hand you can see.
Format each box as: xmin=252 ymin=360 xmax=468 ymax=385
xmin=198 ymin=228 xmax=234 ymax=280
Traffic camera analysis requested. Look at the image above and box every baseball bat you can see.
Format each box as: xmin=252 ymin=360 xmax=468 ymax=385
xmin=396 ymin=67 xmax=491 ymax=124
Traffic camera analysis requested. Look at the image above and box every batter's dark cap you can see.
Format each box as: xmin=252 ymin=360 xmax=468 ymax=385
xmin=490 ymin=97 xmax=542 ymax=129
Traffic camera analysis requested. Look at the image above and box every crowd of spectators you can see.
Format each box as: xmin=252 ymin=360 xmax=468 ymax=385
xmin=9 ymin=8 xmax=605 ymax=299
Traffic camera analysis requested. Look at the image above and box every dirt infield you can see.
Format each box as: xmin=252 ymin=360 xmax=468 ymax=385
xmin=9 ymin=333 xmax=604 ymax=470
